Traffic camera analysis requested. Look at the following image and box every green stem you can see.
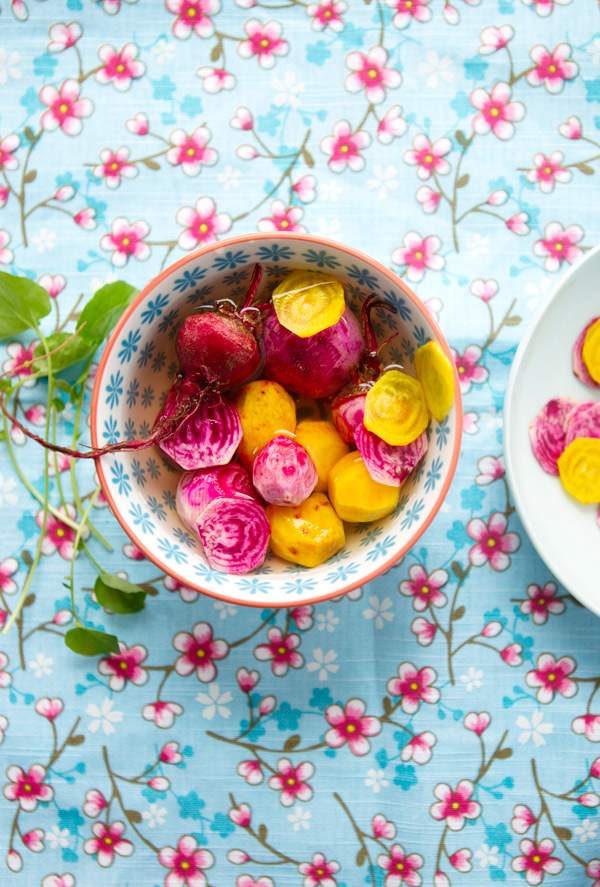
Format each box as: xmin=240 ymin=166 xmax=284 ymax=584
xmin=69 ymin=488 xmax=101 ymax=626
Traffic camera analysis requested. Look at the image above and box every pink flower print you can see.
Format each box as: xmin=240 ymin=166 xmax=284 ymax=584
xmin=95 ymin=43 xmax=145 ymax=91
xmin=501 ymin=643 xmax=523 ymax=666
xmin=377 ymin=844 xmax=424 ymax=887
xmin=443 ymin=3 xmax=458 ymax=24
xmin=298 ymin=852 xmax=340 ymax=887
xmin=258 ymin=695 xmax=276 ymax=715
xmin=307 ymin=0 xmax=347 ymax=32
xmin=229 ymin=802 xmax=251 ymax=827
xmin=236 ymin=144 xmax=259 ymax=160
xmin=237 ymin=759 xmax=263 ymax=784
xmin=392 ymin=232 xmax=444 ymax=282
xmin=292 ymin=174 xmax=317 ymax=203
xmin=463 ymin=711 xmax=491 ymax=735
xmin=238 ymin=877 xmax=273 ymax=887
xmin=148 ymin=775 xmax=170 ymax=792
xmin=196 ymin=66 xmax=235 ymax=93
xmin=229 ymin=850 xmax=251 ymax=864
xmin=98 ymin=642 xmax=148 ymax=691
xmin=0 ymin=187 xmax=8 ymax=208
xmin=451 ymin=344 xmax=488 ymax=393
xmin=416 ymin=185 xmax=440 ymax=214
xmin=22 ymin=828 xmax=44 ymax=851
xmin=83 ymin=789 xmax=108 ymax=817
xmin=470 ymin=278 xmax=498 ymax=301
xmin=258 ymin=200 xmax=305 ymax=233
xmin=467 ymin=512 xmax=520 ymax=571
xmin=160 ymin=741 xmax=182 ymax=764
xmin=591 ymin=758 xmax=600 ymax=778
xmin=449 ymin=849 xmax=472 ymax=872
xmin=52 ymin=609 xmax=73 ymax=625
xmin=100 ymin=217 xmax=150 ymax=266
xmin=487 ymin=189 xmax=508 ymax=205
xmin=533 ymin=222 xmax=583 ymax=271
xmin=430 ymin=780 xmax=481 ymax=831
xmin=164 ymin=575 xmax=198 ymax=602
xmin=24 ymin=403 xmax=46 ymax=426
xmin=142 ymin=700 xmax=183 ymax=728
xmin=38 ymin=274 xmax=66 ymax=298
xmin=572 ymin=714 xmax=600 ymax=742
xmin=36 ymin=504 xmax=85 ymax=560
xmin=34 ymin=697 xmax=63 ymax=720
xmin=126 ymin=112 xmax=149 ymax=135
xmin=6 ymin=849 xmax=22 ymax=873
xmin=324 ymin=698 xmax=381 ymax=755
xmin=399 ymin=565 xmax=448 ymax=611
xmin=173 ymin=622 xmax=229 ymax=682
xmin=231 ymin=107 xmax=254 ymax=130
xmin=42 ymin=877 xmax=75 ymax=887
xmin=588 ymin=860 xmax=600 ymax=887
xmin=345 ymin=46 xmax=401 ymax=104
xmin=526 ymin=151 xmax=571 ymax=194
xmin=93 ymin=146 xmax=137 ymax=189
xmin=481 ymin=621 xmax=502 ymax=637
xmin=47 ymin=21 xmax=82 ymax=52
xmin=236 ymin=667 xmax=260 ymax=693
xmin=400 ymin=731 xmax=436 ymax=764
xmin=83 ymin=821 xmax=134 ymax=867
xmin=238 ymin=19 xmax=289 ymax=69
xmin=176 ymin=197 xmax=232 ymax=250
xmin=512 ymin=804 xmax=536 ymax=834
xmin=577 ymin=792 xmax=600 ymax=807
xmin=321 ymin=120 xmax=370 ymax=172
xmin=0 ymin=558 xmax=18 ymax=595
xmin=475 ymin=455 xmax=505 ymax=485
xmin=511 ymin=838 xmax=563 ymax=884
xmin=0 ymin=229 xmax=13 ymax=264
xmin=478 ymin=24 xmax=514 ymax=54
xmin=528 ymin=45 xmax=577 ymax=93
xmin=521 ymin=0 xmax=571 ymax=15
xmin=520 ymin=582 xmax=565 ymax=625
xmin=526 ymin=653 xmax=576 ymax=704
xmin=166 ymin=0 xmax=220 ymax=39
xmin=470 ymin=81 xmax=525 ymax=140
xmin=268 ymin=759 xmax=314 ymax=806
xmin=0 ymin=652 xmax=10 ymax=687
xmin=166 ymin=127 xmax=217 ymax=175
xmin=74 ymin=207 xmax=96 ymax=229
xmin=291 ymin=605 xmax=314 ymax=630
xmin=254 ymin=627 xmax=304 ymax=677
xmin=3 ymin=764 xmax=53 ymax=811
xmin=124 ymin=542 xmax=146 ymax=560
xmin=387 ymin=663 xmax=440 ymax=713
xmin=506 ymin=212 xmax=529 ymax=235
xmin=40 ymin=79 xmax=92 ymax=136
xmin=47 ymin=452 xmax=70 ymax=475
xmin=0 ymin=134 xmax=19 ymax=171
xmin=411 ymin=616 xmax=436 ymax=646
xmin=373 ymin=814 xmax=396 ymax=839
xmin=386 ymin=0 xmax=431 ymax=30
xmin=377 ymin=105 xmax=407 ymax=144
xmin=424 ymin=297 xmax=441 ymax=324
xmin=558 ymin=115 xmax=581 ymax=139
xmin=403 ymin=134 xmax=451 ymax=180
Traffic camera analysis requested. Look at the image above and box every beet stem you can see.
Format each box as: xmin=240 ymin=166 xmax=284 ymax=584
xmin=240 ymin=263 xmax=263 ymax=313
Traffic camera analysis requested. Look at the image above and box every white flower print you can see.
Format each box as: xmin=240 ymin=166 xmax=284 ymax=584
xmin=272 ymin=71 xmax=305 ymax=108
xmin=364 ymin=768 xmax=389 ymax=793
xmin=362 ymin=596 xmax=395 ymax=630
xmin=524 ymin=276 xmax=553 ymax=312
xmin=152 ymin=38 xmax=175 ymax=64
xmin=586 ymin=37 xmax=600 ymax=65
xmin=466 ymin=233 xmax=490 ymax=257
xmin=29 ymin=653 xmax=53 ymax=679
xmin=416 ymin=51 xmax=453 ymax=88
xmin=483 ymin=407 xmax=503 ymax=431
xmin=0 ymin=48 xmax=21 ymax=85
xmin=315 ymin=218 xmax=343 ymax=240
xmin=366 ymin=164 xmax=399 ymax=200
xmin=319 ymin=181 xmax=343 ymax=202
xmin=460 ymin=667 xmax=483 ymax=692
xmin=574 ymin=817 xmax=598 ymax=844
xmin=0 ymin=473 xmax=18 ymax=508
xmin=213 ymin=600 xmax=237 ymax=619
xmin=516 ymin=710 xmax=553 ymax=747
xmin=196 ymin=683 xmax=233 ymax=720
xmin=287 ymin=807 xmax=311 ymax=831
xmin=32 ymin=228 xmax=57 ymax=254
xmin=86 ymin=697 xmax=123 ymax=735
xmin=306 ymin=648 xmax=339 ymax=681
xmin=316 ymin=609 xmax=339 ymax=633
xmin=216 ymin=166 xmax=242 ymax=191
xmin=142 ymin=803 xmax=167 ymax=828
xmin=45 ymin=826 xmax=70 ymax=849
xmin=474 ymin=844 xmax=499 ymax=868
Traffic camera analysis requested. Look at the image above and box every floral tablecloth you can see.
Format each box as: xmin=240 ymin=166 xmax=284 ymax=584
xmin=1 ymin=1 xmax=600 ymax=885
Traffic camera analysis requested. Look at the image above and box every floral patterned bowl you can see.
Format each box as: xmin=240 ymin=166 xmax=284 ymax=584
xmin=90 ymin=233 xmax=462 ymax=607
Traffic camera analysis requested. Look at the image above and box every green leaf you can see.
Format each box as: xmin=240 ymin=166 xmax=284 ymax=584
xmin=555 ymin=826 xmax=572 ymax=841
xmin=125 ymin=809 xmax=142 ymax=824
xmin=23 ymin=170 xmax=37 ymax=184
xmin=258 ymin=824 xmax=268 ymax=842
xmin=495 ymin=747 xmax=513 ymax=759
xmin=94 ymin=576 xmax=146 ymax=615
xmin=23 ymin=593 xmax=35 ymax=608
xmin=455 ymin=129 xmax=468 ymax=148
xmin=79 ymin=281 xmax=138 ymax=345
xmin=64 ymin=627 xmax=120 ymax=656
xmin=356 ymin=847 xmax=367 ymax=867
xmin=24 ymin=126 xmax=35 ymax=144
xmin=456 ymin=174 xmax=470 ymax=189
xmin=21 ymin=550 xmax=33 ymax=567
xmin=51 ymin=397 xmax=65 ymax=412
xmin=382 ymin=696 xmax=392 ymax=715
xmin=452 ymin=605 xmax=466 ymax=621
xmin=0 ymin=272 xmax=51 ymax=339
xmin=66 ymin=733 xmax=85 ymax=746
xmin=283 ymin=734 xmax=300 ymax=752
xmin=99 ymin=572 xmax=147 ymax=595
xmin=33 ymin=332 xmax=96 ymax=375
xmin=302 ymin=148 xmax=315 ymax=168
xmin=504 ymin=315 xmax=522 ymax=326
xmin=141 ymin=158 xmax=161 ymax=171
xmin=451 ymin=561 xmax=465 ymax=581
xmin=575 ymin=162 xmax=595 ymax=175
xmin=210 ymin=43 xmax=222 ymax=62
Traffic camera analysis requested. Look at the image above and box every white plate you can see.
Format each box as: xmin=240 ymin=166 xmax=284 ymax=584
xmin=504 ymin=245 xmax=600 ymax=614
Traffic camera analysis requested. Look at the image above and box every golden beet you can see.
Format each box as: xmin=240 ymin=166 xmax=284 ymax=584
xmin=557 ymin=437 xmax=600 ymax=504
xmin=294 ymin=420 xmax=350 ymax=492
xmin=414 ymin=340 xmax=455 ymax=423
xmin=328 ymin=452 xmax=399 ymax=522
xmin=582 ymin=317 xmax=600 ymax=385
xmin=267 ymin=492 xmax=345 ymax=567
xmin=233 ymin=380 xmax=296 ymax=470
xmin=364 ymin=370 xmax=429 ymax=446
xmin=272 ymin=269 xmax=345 ymax=338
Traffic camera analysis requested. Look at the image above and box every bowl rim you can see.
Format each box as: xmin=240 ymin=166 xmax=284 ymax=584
xmin=91 ymin=232 xmax=463 ymax=607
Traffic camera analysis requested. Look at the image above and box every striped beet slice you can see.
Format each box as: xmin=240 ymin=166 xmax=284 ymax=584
xmin=176 ymin=463 xmax=258 ymax=534
xmin=529 ymin=397 xmax=578 ymax=475
xmin=355 ymin=423 xmax=428 ymax=487
xmin=198 ymin=497 xmax=270 ymax=574
xmin=158 ymin=395 xmax=242 ymax=471
xmin=565 ymin=401 xmax=600 ymax=447
xmin=573 ymin=317 xmax=600 ymax=389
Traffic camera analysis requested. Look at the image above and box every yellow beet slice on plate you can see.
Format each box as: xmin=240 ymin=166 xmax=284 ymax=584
xmin=294 ymin=420 xmax=350 ymax=492
xmin=363 ymin=370 xmax=429 ymax=446
xmin=328 ymin=452 xmax=399 ymax=522
xmin=414 ymin=340 xmax=455 ymax=422
xmin=557 ymin=437 xmax=600 ymax=504
xmin=267 ymin=492 xmax=345 ymax=567
xmin=582 ymin=317 xmax=600 ymax=385
xmin=272 ymin=270 xmax=345 ymax=338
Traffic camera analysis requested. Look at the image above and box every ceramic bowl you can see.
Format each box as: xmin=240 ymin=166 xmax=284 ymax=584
xmin=91 ymin=233 xmax=462 ymax=607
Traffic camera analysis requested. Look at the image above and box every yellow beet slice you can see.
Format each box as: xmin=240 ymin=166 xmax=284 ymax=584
xmin=557 ymin=437 xmax=600 ymax=504
xmin=267 ymin=492 xmax=345 ymax=567
xmin=364 ymin=370 xmax=429 ymax=446
xmin=328 ymin=452 xmax=399 ymax=522
xmin=294 ymin=420 xmax=350 ymax=492
xmin=582 ymin=317 xmax=600 ymax=385
xmin=233 ymin=380 xmax=296 ymax=471
xmin=272 ymin=270 xmax=345 ymax=338
xmin=414 ymin=340 xmax=455 ymax=422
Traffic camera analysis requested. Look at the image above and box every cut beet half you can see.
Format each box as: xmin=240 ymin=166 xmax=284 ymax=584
xmin=198 ymin=497 xmax=270 ymax=574
xmin=529 ymin=397 xmax=578 ymax=475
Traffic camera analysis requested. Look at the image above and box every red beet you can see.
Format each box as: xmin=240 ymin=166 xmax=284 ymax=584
xmin=157 ymin=393 xmax=242 ymax=471
xmin=176 ymin=312 xmax=260 ymax=389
